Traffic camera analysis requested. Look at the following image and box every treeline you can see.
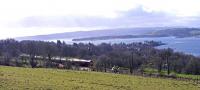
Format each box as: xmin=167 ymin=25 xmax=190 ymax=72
xmin=0 ymin=39 xmax=200 ymax=75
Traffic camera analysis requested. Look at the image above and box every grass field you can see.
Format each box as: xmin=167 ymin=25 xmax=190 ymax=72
xmin=144 ymin=68 xmax=200 ymax=80
xmin=0 ymin=66 xmax=200 ymax=90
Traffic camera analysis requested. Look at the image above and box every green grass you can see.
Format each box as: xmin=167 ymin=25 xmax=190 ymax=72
xmin=176 ymin=74 xmax=200 ymax=80
xmin=0 ymin=66 xmax=200 ymax=90
xmin=144 ymin=68 xmax=200 ymax=80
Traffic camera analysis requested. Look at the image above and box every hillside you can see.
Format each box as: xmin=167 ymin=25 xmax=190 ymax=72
xmin=16 ymin=27 xmax=200 ymax=41
xmin=0 ymin=66 xmax=200 ymax=90
xmin=15 ymin=27 xmax=162 ymax=40
xmin=150 ymin=28 xmax=200 ymax=38
xmin=73 ymin=28 xmax=200 ymax=41
xmin=72 ymin=34 xmax=165 ymax=41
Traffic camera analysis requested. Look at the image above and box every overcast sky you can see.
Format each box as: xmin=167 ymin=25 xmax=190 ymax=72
xmin=0 ymin=0 xmax=200 ymax=39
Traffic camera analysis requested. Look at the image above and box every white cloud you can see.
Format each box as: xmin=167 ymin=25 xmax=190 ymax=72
xmin=138 ymin=0 xmax=200 ymax=17
xmin=0 ymin=27 xmax=105 ymax=39
xmin=1 ymin=0 xmax=200 ymax=20
xmin=0 ymin=0 xmax=138 ymax=19
xmin=1 ymin=0 xmax=200 ymax=39
xmin=0 ymin=0 xmax=139 ymax=38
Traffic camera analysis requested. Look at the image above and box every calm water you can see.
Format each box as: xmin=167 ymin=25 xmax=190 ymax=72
xmin=56 ymin=37 xmax=200 ymax=56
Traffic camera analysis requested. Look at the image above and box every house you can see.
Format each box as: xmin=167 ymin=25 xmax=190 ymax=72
xmin=68 ymin=58 xmax=92 ymax=67
xmin=68 ymin=58 xmax=92 ymax=71
xmin=19 ymin=54 xmax=93 ymax=70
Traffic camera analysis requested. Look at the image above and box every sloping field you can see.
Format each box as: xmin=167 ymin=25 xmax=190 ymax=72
xmin=0 ymin=66 xmax=199 ymax=90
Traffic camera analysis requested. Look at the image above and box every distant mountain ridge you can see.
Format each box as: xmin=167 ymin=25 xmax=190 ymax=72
xmin=16 ymin=27 xmax=200 ymax=41
xmin=16 ymin=27 xmax=161 ymax=40
xmin=150 ymin=28 xmax=200 ymax=38
xmin=73 ymin=28 xmax=200 ymax=41
xmin=72 ymin=35 xmax=166 ymax=41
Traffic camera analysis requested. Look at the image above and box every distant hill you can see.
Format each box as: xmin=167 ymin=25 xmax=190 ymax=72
xmin=16 ymin=27 xmax=200 ymax=41
xmin=73 ymin=28 xmax=200 ymax=41
xmin=72 ymin=34 xmax=166 ymax=41
xmin=15 ymin=27 xmax=164 ymax=40
xmin=150 ymin=28 xmax=200 ymax=38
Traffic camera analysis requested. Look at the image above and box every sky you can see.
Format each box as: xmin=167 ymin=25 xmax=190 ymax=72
xmin=0 ymin=0 xmax=200 ymax=39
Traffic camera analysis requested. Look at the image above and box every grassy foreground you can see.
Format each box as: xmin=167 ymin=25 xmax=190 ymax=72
xmin=0 ymin=66 xmax=200 ymax=90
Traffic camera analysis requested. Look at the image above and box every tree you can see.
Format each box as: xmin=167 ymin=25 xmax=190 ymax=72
xmin=26 ymin=41 xmax=37 ymax=68
xmin=185 ymin=58 xmax=200 ymax=75
xmin=99 ymin=55 xmax=110 ymax=72
xmin=151 ymin=54 xmax=163 ymax=73
xmin=0 ymin=39 xmax=200 ymax=76
xmin=56 ymin=40 xmax=62 ymax=63
xmin=160 ymin=48 xmax=173 ymax=75
xmin=1 ymin=39 xmax=20 ymax=66
xmin=45 ymin=42 xmax=57 ymax=67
